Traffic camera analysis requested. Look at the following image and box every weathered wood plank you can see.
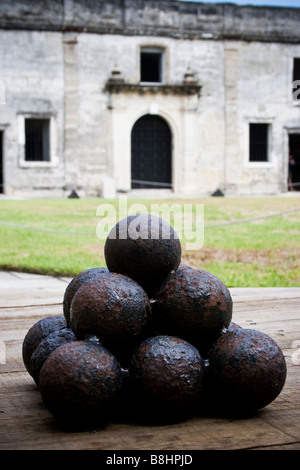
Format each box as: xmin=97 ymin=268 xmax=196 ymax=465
xmin=230 ymin=287 xmax=300 ymax=302
xmin=0 ymin=271 xmax=70 ymax=308
xmin=0 ymin=275 xmax=299 ymax=450
xmin=0 ymin=304 xmax=63 ymax=320
xmin=0 ymin=293 xmax=64 ymax=308
xmin=1 ymin=397 xmax=299 ymax=451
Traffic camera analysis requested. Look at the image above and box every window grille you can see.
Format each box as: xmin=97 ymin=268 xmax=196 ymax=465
xmin=25 ymin=119 xmax=50 ymax=162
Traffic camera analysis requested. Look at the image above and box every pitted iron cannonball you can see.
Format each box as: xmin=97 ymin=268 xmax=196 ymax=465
xmin=129 ymin=335 xmax=204 ymax=419
xmin=63 ymin=267 xmax=109 ymax=325
xmin=22 ymin=315 xmax=67 ymax=372
xmin=28 ymin=327 xmax=77 ymax=385
xmin=207 ymin=328 xmax=287 ymax=414
xmin=153 ymin=265 xmax=233 ymax=355
xmin=227 ymin=322 xmax=243 ymax=332
xmin=104 ymin=214 xmax=181 ymax=297
xmin=39 ymin=340 xmax=124 ymax=427
xmin=69 ymin=272 xmax=152 ymax=361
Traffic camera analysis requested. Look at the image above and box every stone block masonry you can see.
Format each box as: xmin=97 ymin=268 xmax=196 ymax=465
xmin=0 ymin=0 xmax=299 ymax=197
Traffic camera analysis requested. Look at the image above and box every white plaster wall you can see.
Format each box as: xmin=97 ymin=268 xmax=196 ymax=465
xmin=75 ymin=34 xmax=225 ymax=196
xmin=0 ymin=26 xmax=299 ymax=197
xmin=227 ymin=41 xmax=300 ymax=195
xmin=0 ymin=30 xmax=65 ymax=195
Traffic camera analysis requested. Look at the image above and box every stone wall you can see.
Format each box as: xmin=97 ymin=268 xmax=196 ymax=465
xmin=0 ymin=29 xmax=65 ymax=195
xmin=0 ymin=1 xmax=300 ymax=197
xmin=0 ymin=0 xmax=299 ymax=43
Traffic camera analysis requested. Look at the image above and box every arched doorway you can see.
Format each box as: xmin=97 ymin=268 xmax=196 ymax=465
xmin=131 ymin=114 xmax=172 ymax=189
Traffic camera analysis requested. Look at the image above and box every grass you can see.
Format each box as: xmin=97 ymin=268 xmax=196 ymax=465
xmin=0 ymin=196 xmax=299 ymax=287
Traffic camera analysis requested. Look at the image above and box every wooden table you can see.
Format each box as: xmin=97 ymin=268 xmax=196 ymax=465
xmin=1 ymin=271 xmax=300 ymax=451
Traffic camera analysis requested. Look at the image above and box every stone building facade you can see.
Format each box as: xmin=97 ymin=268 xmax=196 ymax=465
xmin=0 ymin=0 xmax=300 ymax=198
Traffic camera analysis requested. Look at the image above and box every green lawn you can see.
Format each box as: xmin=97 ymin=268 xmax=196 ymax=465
xmin=0 ymin=196 xmax=299 ymax=287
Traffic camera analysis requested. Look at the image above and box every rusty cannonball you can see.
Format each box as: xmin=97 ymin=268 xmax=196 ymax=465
xmin=28 ymin=327 xmax=77 ymax=385
xmin=22 ymin=315 xmax=67 ymax=373
xmin=104 ymin=214 xmax=181 ymax=297
xmin=69 ymin=272 xmax=152 ymax=363
xmin=39 ymin=340 xmax=124 ymax=427
xmin=153 ymin=265 xmax=233 ymax=355
xmin=227 ymin=321 xmax=243 ymax=332
xmin=63 ymin=267 xmax=109 ymax=325
xmin=129 ymin=335 xmax=204 ymax=420
xmin=207 ymin=328 xmax=287 ymax=414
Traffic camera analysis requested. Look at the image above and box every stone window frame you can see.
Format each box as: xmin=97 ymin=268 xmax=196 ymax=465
xmin=18 ymin=113 xmax=58 ymax=169
xmin=138 ymin=44 xmax=169 ymax=85
xmin=245 ymin=119 xmax=274 ymax=168
xmin=249 ymin=123 xmax=269 ymax=163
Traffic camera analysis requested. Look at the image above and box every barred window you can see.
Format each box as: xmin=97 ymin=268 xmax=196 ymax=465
xmin=140 ymin=49 xmax=163 ymax=83
xmin=25 ymin=119 xmax=50 ymax=162
xmin=249 ymin=123 xmax=269 ymax=162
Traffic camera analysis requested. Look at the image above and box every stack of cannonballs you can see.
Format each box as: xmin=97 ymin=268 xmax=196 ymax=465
xmin=22 ymin=214 xmax=287 ymax=428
